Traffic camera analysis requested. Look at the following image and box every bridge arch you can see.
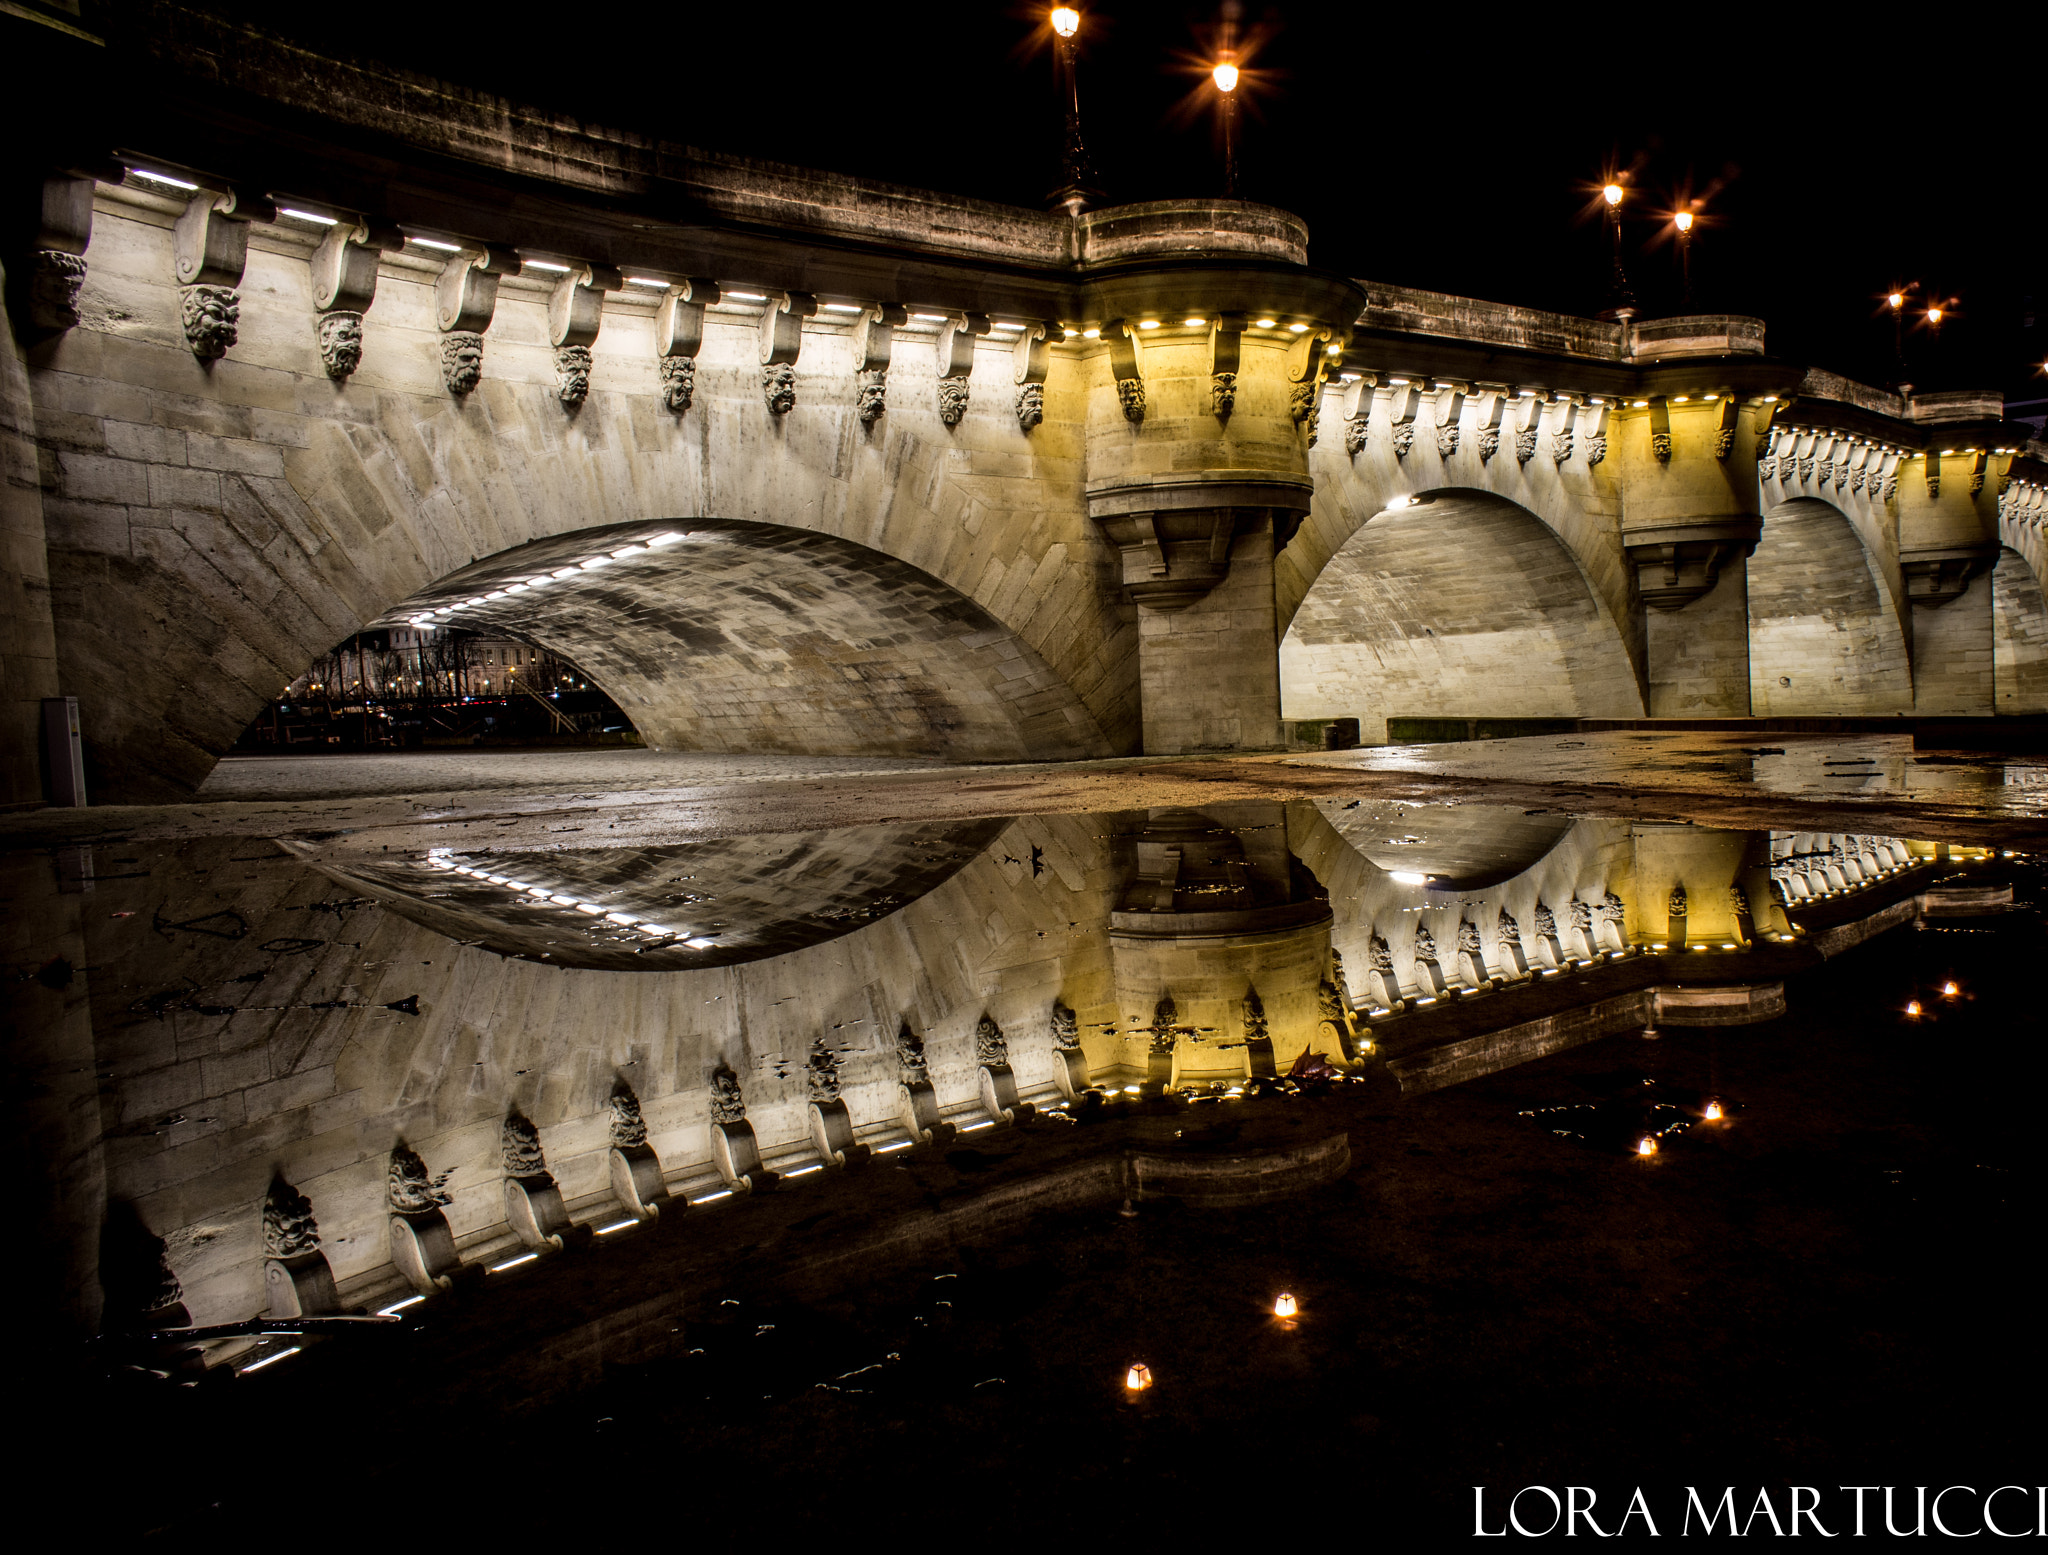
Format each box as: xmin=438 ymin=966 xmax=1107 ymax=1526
xmin=1278 ymin=489 xmax=1644 ymax=742
xmin=380 ymin=519 xmax=1114 ymax=761
xmin=38 ymin=220 xmax=1132 ymax=800
xmin=1747 ymin=497 xmax=1911 ymax=714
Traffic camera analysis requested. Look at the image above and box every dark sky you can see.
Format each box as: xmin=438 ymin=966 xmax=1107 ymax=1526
xmin=123 ymin=1 xmax=2048 ymax=404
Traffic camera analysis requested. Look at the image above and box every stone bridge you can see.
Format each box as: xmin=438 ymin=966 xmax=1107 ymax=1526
xmin=6 ymin=9 xmax=2046 ymax=807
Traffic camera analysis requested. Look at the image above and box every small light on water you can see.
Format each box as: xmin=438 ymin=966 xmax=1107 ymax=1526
xmin=1273 ymin=1293 xmax=1298 ymax=1319
xmin=1636 ymin=1137 xmax=1658 ymax=1157
xmin=1125 ymin=1363 xmax=1153 ymax=1392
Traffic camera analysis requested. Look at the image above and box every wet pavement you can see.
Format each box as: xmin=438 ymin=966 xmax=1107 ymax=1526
xmin=7 ymin=732 xmax=2045 ymax=862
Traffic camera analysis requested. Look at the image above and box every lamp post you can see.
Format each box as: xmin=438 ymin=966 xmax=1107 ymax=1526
xmin=1599 ymin=182 xmax=1636 ymax=322
xmin=1673 ymin=208 xmax=1694 ymax=309
xmin=1049 ymin=7 xmax=1093 ymax=215
xmin=1213 ymin=56 xmax=1240 ymax=196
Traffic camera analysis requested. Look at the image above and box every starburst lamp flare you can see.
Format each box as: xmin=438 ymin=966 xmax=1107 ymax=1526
xmin=1636 ymin=1136 xmax=1658 ymax=1157
xmin=1125 ymin=1363 xmax=1153 ymax=1391
xmin=1273 ymin=1293 xmax=1297 ymax=1318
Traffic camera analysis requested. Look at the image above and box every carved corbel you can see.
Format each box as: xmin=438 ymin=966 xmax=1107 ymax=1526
xmin=1713 ymin=396 xmax=1739 ymax=458
xmin=1847 ymin=441 xmax=1872 ymax=494
xmin=1106 ymin=320 xmax=1145 ymax=423
xmin=434 ymin=245 xmax=520 ymax=395
xmin=1473 ymin=386 xmax=1510 ymax=463
xmin=1900 ymin=543 xmax=1995 ymax=606
xmin=1286 ymin=327 xmax=1333 ymax=446
xmin=1625 ymin=520 xmax=1761 ymax=609
xmin=1551 ymin=397 xmax=1581 ymax=464
xmin=1817 ymin=433 xmax=1841 ymax=487
xmin=1646 ymin=396 xmax=1672 ymax=462
xmin=173 ymin=187 xmax=273 ymax=359
xmin=1432 ymin=382 xmax=1468 ymax=458
xmin=546 ymin=263 xmax=622 ymax=404
xmin=935 ymin=311 xmax=991 ymax=426
xmin=1514 ymin=391 xmax=1547 ymax=463
xmin=849 ymin=302 xmax=908 ymax=425
xmin=1012 ymin=319 xmax=1056 ymax=432
xmin=654 ymin=279 xmax=719 ymax=414
xmin=1387 ymin=379 xmax=1422 ymax=457
xmin=1795 ymin=430 xmax=1819 ymax=485
xmin=23 ymin=174 xmax=97 ymax=338
xmin=1877 ymin=448 xmax=1902 ymax=503
xmin=308 ymin=221 xmax=400 ymax=380
xmin=1968 ymin=450 xmax=1988 ymax=496
xmin=1923 ymin=449 xmax=1940 ymax=499
xmin=1340 ymin=372 xmax=1378 ymax=456
xmin=1208 ymin=312 xmax=1246 ymax=417
xmin=1580 ymin=399 xmax=1610 ymax=465
xmin=756 ymin=291 xmax=817 ymax=414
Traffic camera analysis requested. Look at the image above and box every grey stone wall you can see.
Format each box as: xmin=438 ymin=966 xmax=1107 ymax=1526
xmin=1 ymin=261 xmax=63 ymax=807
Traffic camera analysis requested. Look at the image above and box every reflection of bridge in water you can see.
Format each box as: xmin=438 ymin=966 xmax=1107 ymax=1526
xmin=42 ymin=779 xmax=2012 ymax=1373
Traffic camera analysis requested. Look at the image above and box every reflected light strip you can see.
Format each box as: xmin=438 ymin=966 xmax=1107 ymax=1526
xmin=596 ymin=1219 xmax=638 ymax=1235
xmin=238 ymin=1346 xmax=302 ymax=1374
xmin=690 ymin=1189 xmax=733 ymax=1204
xmin=786 ymin=1164 xmax=823 ymax=1177
xmin=875 ymin=1140 xmax=912 ymax=1153
xmin=489 ymin=1253 xmax=538 ymax=1272
xmin=377 ymin=1295 xmax=425 ymax=1315
xmin=961 ymin=1120 xmax=995 ymax=1132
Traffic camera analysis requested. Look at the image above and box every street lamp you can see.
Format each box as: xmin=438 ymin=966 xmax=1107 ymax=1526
xmin=1673 ymin=207 xmax=1695 ymax=309
xmin=1048 ymin=7 xmax=1093 ymax=214
xmin=1214 ymin=55 xmax=1241 ymax=195
xmin=1599 ymin=181 xmax=1636 ymax=321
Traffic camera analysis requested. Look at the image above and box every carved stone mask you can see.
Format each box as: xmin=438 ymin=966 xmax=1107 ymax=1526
xmin=555 ymin=345 xmax=592 ymax=404
xmin=660 ymin=355 xmax=695 ymax=414
xmin=318 ymin=311 xmax=363 ymax=379
xmin=1014 ymin=382 xmax=1044 ymax=432
xmin=441 ymin=331 xmax=484 ymax=395
xmin=181 ymin=284 xmax=240 ymax=360
xmin=857 ymin=367 xmax=888 ymax=425
xmin=937 ymin=375 xmax=970 ymax=427
xmin=762 ymin=363 xmax=797 ymax=415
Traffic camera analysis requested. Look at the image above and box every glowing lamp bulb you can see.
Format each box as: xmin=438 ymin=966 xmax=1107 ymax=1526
xmin=1674 ymin=210 xmax=1694 ymax=233
xmin=1888 ymin=292 xmax=1904 ymax=309
xmin=1050 ymin=6 xmax=1079 ymax=37
xmin=1928 ymin=308 xmax=1943 ymax=324
xmin=1905 ymin=1001 xmax=1922 ymax=1017
xmin=1636 ymin=1136 xmax=1658 ymax=1157
xmin=1603 ymin=183 xmax=1624 ymax=207
xmin=1942 ymin=981 xmax=1958 ymax=997
xmin=1273 ymin=1293 xmax=1298 ymax=1319
xmin=1703 ymin=1101 xmax=1723 ymax=1121
xmin=1125 ymin=1363 xmax=1153 ymax=1392
xmin=1212 ymin=61 xmax=1239 ymax=93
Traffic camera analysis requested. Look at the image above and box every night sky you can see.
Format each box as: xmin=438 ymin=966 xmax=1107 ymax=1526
xmin=99 ymin=2 xmax=2048 ymax=410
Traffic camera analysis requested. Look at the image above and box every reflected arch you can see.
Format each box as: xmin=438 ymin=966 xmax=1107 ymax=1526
xmin=378 ymin=519 xmax=1116 ymax=762
xmin=1747 ymin=498 xmax=1910 ymax=714
xmin=1279 ymin=490 xmax=1644 ymax=742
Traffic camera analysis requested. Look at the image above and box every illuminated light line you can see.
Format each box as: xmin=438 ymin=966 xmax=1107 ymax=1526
xmin=489 ymin=1253 xmax=538 ymax=1272
xmin=875 ymin=1140 xmax=912 ymax=1153
xmin=377 ymin=1295 xmax=425 ymax=1315
xmin=129 ymin=168 xmax=200 ymax=191
xmin=961 ymin=1120 xmax=995 ymax=1132
xmin=278 ymin=207 xmax=339 ymax=226
xmin=690 ymin=1189 xmax=733 ymax=1204
xmin=725 ymin=290 xmax=768 ymax=302
xmin=238 ymin=1345 xmax=302 ymax=1374
xmin=596 ymin=1219 xmax=638 ymax=1235
xmin=785 ymin=1164 xmax=823 ymax=1177
xmin=409 ymin=237 xmax=462 ymax=252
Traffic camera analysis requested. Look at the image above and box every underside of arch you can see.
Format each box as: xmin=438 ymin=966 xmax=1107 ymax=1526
xmin=1279 ymin=491 xmax=1644 ymax=742
xmin=1993 ymin=546 xmax=2048 ymax=715
xmin=378 ymin=520 xmax=1114 ymax=762
xmin=1748 ymin=499 xmax=1910 ymax=714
